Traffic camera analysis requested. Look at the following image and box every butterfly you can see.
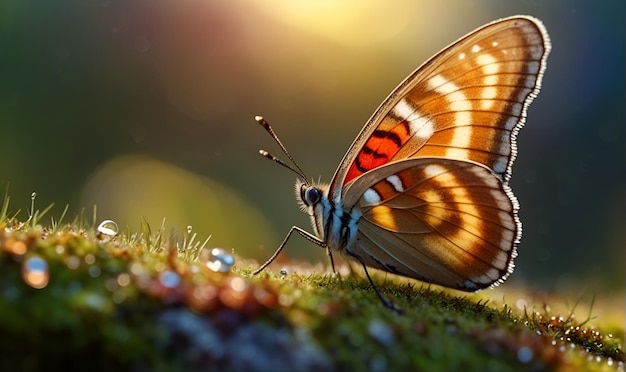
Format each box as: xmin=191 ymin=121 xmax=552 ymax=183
xmin=252 ymin=15 xmax=550 ymax=310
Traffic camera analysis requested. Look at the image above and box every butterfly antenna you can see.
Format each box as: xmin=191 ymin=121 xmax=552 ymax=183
xmin=254 ymin=116 xmax=310 ymax=184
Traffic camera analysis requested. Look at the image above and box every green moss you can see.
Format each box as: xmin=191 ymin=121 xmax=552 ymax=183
xmin=0 ymin=203 xmax=623 ymax=370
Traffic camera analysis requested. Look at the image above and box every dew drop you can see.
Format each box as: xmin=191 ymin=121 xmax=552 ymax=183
xmin=31 ymin=192 xmax=37 ymax=200
xmin=159 ymin=270 xmax=180 ymax=288
xmin=130 ymin=262 xmax=146 ymax=277
xmin=517 ymin=346 xmax=533 ymax=363
xmin=96 ymin=220 xmax=119 ymax=242
xmin=88 ymin=266 xmax=101 ymax=278
xmin=515 ymin=298 xmax=528 ymax=310
xmin=186 ymin=225 xmax=193 ymax=234
xmin=229 ymin=277 xmax=247 ymax=292
xmin=200 ymin=248 xmax=235 ymax=273
xmin=105 ymin=278 xmax=118 ymax=292
xmin=278 ymin=294 xmax=293 ymax=306
xmin=117 ymin=273 xmax=131 ymax=287
xmin=66 ymin=255 xmax=80 ymax=269
xmin=84 ymin=253 xmax=96 ymax=265
xmin=193 ymin=285 xmax=217 ymax=301
xmin=279 ymin=268 xmax=288 ymax=277
xmin=368 ymin=320 xmax=396 ymax=347
xmin=22 ymin=256 xmax=49 ymax=289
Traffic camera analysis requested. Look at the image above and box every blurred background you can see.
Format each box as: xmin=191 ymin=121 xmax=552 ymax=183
xmin=0 ymin=1 xmax=623 ymax=297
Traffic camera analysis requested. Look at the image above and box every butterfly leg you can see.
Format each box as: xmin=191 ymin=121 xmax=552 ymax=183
xmin=252 ymin=226 xmax=325 ymax=275
xmin=345 ymin=249 xmax=403 ymax=314
xmin=326 ymin=247 xmax=337 ymax=274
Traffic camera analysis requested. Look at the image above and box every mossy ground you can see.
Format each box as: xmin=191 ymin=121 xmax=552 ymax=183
xmin=0 ymin=199 xmax=623 ymax=371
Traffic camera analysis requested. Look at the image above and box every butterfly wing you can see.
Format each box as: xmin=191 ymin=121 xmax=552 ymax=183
xmin=342 ymin=157 xmax=518 ymax=290
xmin=329 ymin=16 xmax=550 ymax=196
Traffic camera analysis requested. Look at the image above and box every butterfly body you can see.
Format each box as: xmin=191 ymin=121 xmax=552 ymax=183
xmin=255 ymin=16 xmax=550 ymax=300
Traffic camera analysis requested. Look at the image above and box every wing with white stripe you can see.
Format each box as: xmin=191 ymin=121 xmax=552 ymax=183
xmin=343 ymin=157 xmax=519 ymax=290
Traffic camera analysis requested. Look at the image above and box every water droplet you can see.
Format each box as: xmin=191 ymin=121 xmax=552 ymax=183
xmin=517 ymin=346 xmax=533 ymax=363
xmin=229 ymin=277 xmax=246 ymax=292
xmin=186 ymin=225 xmax=193 ymax=234
xmin=88 ymin=266 xmax=101 ymax=278
xmin=200 ymin=248 xmax=235 ymax=273
xmin=130 ymin=262 xmax=146 ymax=277
xmin=66 ymin=255 xmax=80 ymax=269
xmin=84 ymin=253 xmax=96 ymax=265
xmin=22 ymin=256 xmax=49 ymax=289
xmin=193 ymin=284 xmax=217 ymax=301
xmin=279 ymin=268 xmax=288 ymax=277
xmin=159 ymin=270 xmax=180 ymax=288
xmin=31 ymin=192 xmax=37 ymax=200
xmin=96 ymin=220 xmax=119 ymax=242
xmin=278 ymin=294 xmax=293 ymax=306
xmin=105 ymin=278 xmax=118 ymax=292
xmin=117 ymin=273 xmax=131 ymax=287
xmin=368 ymin=320 xmax=395 ymax=347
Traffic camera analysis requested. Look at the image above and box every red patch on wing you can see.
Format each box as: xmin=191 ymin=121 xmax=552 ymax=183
xmin=344 ymin=122 xmax=411 ymax=185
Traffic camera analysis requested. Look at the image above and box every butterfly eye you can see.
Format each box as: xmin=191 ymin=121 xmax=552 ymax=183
xmin=301 ymin=186 xmax=321 ymax=206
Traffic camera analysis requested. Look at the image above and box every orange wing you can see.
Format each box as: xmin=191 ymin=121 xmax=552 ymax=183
xmin=343 ymin=157 xmax=519 ymax=290
xmin=334 ymin=16 xmax=550 ymax=192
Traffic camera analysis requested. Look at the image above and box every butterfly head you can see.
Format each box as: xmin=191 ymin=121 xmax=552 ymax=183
xmin=295 ymin=178 xmax=330 ymax=237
